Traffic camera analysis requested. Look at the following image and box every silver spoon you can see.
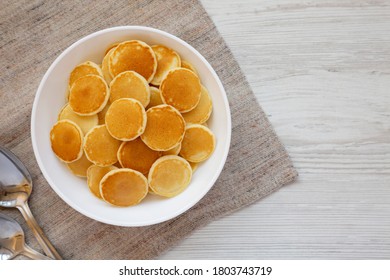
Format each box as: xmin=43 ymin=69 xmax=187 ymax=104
xmin=0 ymin=213 xmax=51 ymax=260
xmin=0 ymin=147 xmax=62 ymax=259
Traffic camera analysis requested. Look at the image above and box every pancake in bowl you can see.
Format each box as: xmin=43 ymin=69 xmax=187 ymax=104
xmin=100 ymin=169 xmax=148 ymax=207
xmin=97 ymin=102 xmax=110 ymax=125
xmin=109 ymin=40 xmax=157 ymax=83
xmin=47 ymin=37 xmax=221 ymax=208
xmin=67 ymin=152 xmax=93 ymax=177
xmin=68 ymin=61 xmax=103 ymax=88
xmin=102 ymin=48 xmax=115 ymax=84
xmin=141 ymin=105 xmax=185 ymax=151
xmin=160 ymin=68 xmax=201 ymax=112
xmin=179 ymin=124 xmax=216 ymax=162
xmin=162 ymin=143 xmax=181 ymax=156
xmin=146 ymin=87 xmax=163 ymax=109
xmin=188 ymin=161 xmax=198 ymax=172
xmin=181 ymin=60 xmax=198 ymax=76
xmin=181 ymin=85 xmax=212 ymax=124
xmin=148 ymin=155 xmax=192 ymax=197
xmin=105 ymin=98 xmax=146 ymax=141
xmin=150 ymin=45 xmax=181 ymax=86
xmin=87 ymin=165 xmax=117 ymax=199
xmin=109 ymin=71 xmax=150 ymax=107
xmin=58 ymin=103 xmax=98 ymax=134
xmin=84 ymin=125 xmax=121 ymax=166
xmin=69 ymin=74 xmax=109 ymax=116
xmin=117 ymin=138 xmax=161 ymax=175
xmin=50 ymin=120 xmax=83 ymax=163
xmin=104 ymin=43 xmax=119 ymax=55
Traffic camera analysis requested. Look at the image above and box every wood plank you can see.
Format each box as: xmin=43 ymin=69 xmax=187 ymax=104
xmin=161 ymin=0 xmax=390 ymax=259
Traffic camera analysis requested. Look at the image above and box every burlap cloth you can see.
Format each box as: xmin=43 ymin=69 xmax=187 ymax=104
xmin=0 ymin=0 xmax=298 ymax=259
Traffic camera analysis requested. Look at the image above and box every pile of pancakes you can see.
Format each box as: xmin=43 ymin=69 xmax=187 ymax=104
xmin=50 ymin=40 xmax=215 ymax=207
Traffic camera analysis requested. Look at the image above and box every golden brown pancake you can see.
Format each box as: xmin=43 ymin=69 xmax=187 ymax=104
xmin=69 ymin=74 xmax=109 ymax=116
xmin=97 ymin=102 xmax=110 ymax=125
xmin=84 ymin=125 xmax=121 ymax=166
xmin=189 ymin=161 xmax=198 ymax=172
xmin=179 ymin=124 xmax=216 ymax=162
xmin=102 ymin=48 xmax=115 ymax=84
xmin=58 ymin=103 xmax=98 ymax=134
xmin=105 ymin=98 xmax=146 ymax=141
xmin=181 ymin=85 xmax=213 ymax=124
xmin=87 ymin=165 xmax=117 ymax=199
xmin=148 ymin=155 xmax=192 ymax=197
xmin=160 ymin=68 xmax=201 ymax=112
xmin=117 ymin=138 xmax=161 ymax=174
xmin=141 ymin=105 xmax=185 ymax=151
xmin=109 ymin=71 xmax=150 ymax=107
xmin=67 ymin=152 xmax=93 ymax=177
xmin=109 ymin=40 xmax=157 ymax=83
xmin=100 ymin=169 xmax=148 ymax=206
xmin=104 ymin=43 xmax=119 ymax=55
xmin=50 ymin=120 xmax=83 ymax=163
xmin=150 ymin=45 xmax=181 ymax=86
xmin=68 ymin=61 xmax=103 ymax=88
xmin=146 ymin=87 xmax=163 ymax=109
xmin=181 ymin=60 xmax=198 ymax=76
xmin=162 ymin=143 xmax=181 ymax=156
xmin=113 ymin=161 xmax=122 ymax=168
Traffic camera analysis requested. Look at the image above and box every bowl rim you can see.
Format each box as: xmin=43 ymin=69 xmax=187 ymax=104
xmin=31 ymin=26 xmax=231 ymax=226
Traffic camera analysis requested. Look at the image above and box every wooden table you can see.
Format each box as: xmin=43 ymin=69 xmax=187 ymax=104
xmin=161 ymin=0 xmax=390 ymax=259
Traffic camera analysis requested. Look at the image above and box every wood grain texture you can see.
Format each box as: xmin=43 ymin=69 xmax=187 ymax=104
xmin=161 ymin=0 xmax=390 ymax=259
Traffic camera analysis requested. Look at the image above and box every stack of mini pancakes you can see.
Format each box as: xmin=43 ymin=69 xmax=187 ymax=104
xmin=50 ymin=40 xmax=215 ymax=207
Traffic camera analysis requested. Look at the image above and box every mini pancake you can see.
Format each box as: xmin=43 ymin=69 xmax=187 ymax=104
xmin=181 ymin=60 xmax=198 ymax=76
xmin=104 ymin=43 xmax=119 ymax=55
xmin=87 ymin=165 xmax=117 ymax=199
xmin=141 ymin=105 xmax=185 ymax=151
xmin=113 ymin=161 xmax=122 ymax=168
xmin=69 ymin=61 xmax=103 ymax=88
xmin=84 ymin=125 xmax=121 ymax=166
xmin=160 ymin=68 xmax=201 ymax=112
xmin=148 ymin=155 xmax=192 ymax=197
xmin=65 ymin=87 xmax=70 ymax=101
xmin=150 ymin=45 xmax=181 ymax=86
xmin=162 ymin=143 xmax=181 ymax=156
xmin=181 ymin=85 xmax=213 ymax=124
xmin=100 ymin=169 xmax=148 ymax=207
xmin=67 ymin=152 xmax=93 ymax=177
xmin=58 ymin=103 xmax=98 ymax=134
xmin=189 ymin=161 xmax=198 ymax=172
xmin=179 ymin=124 xmax=216 ymax=163
xmin=105 ymin=98 xmax=146 ymax=141
xmin=50 ymin=120 xmax=83 ymax=163
xmin=102 ymin=48 xmax=115 ymax=84
xmin=69 ymin=74 xmax=109 ymax=116
xmin=109 ymin=71 xmax=150 ymax=107
xmin=97 ymin=102 xmax=110 ymax=125
xmin=117 ymin=138 xmax=161 ymax=174
xmin=109 ymin=40 xmax=157 ymax=83
xmin=146 ymin=87 xmax=163 ymax=109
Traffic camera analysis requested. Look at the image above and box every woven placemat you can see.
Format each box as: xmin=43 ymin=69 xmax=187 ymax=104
xmin=0 ymin=0 xmax=297 ymax=259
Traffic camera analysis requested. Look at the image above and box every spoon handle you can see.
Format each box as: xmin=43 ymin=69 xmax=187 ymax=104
xmin=22 ymin=244 xmax=52 ymax=260
xmin=17 ymin=201 xmax=63 ymax=260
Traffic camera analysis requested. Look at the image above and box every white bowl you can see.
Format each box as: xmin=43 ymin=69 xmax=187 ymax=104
xmin=31 ymin=26 xmax=231 ymax=227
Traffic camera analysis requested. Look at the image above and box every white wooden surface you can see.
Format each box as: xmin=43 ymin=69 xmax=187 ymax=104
xmin=161 ymin=0 xmax=390 ymax=259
